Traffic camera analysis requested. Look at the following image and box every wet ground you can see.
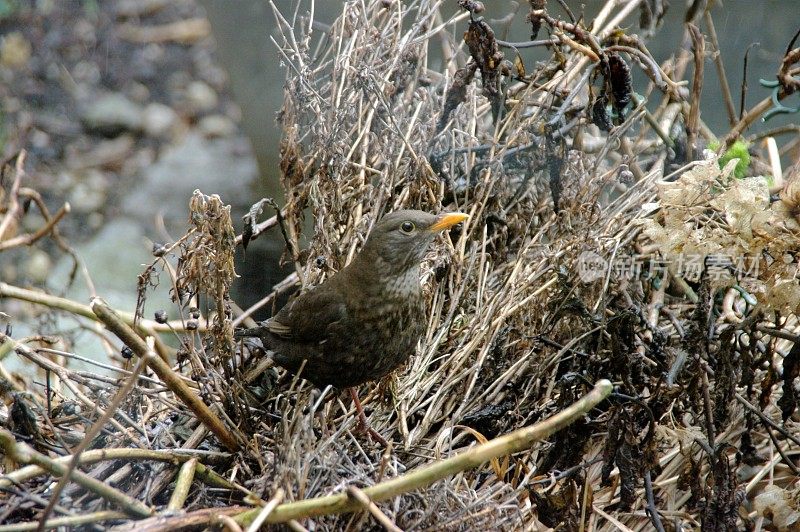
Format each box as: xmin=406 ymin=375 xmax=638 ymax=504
xmin=0 ymin=0 xmax=280 ymax=365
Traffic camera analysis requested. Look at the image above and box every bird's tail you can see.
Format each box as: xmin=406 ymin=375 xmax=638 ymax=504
xmin=234 ymin=325 xmax=270 ymax=339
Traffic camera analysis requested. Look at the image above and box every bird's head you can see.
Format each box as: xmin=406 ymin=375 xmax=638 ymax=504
xmin=359 ymin=209 xmax=469 ymax=275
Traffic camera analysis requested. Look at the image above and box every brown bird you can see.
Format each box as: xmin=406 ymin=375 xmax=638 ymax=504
xmin=237 ymin=209 xmax=468 ymax=441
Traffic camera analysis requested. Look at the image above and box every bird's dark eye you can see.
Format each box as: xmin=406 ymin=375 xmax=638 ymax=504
xmin=400 ymin=221 xmax=415 ymax=233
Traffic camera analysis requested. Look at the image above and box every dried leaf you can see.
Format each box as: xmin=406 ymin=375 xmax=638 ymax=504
xmin=754 ymin=485 xmax=800 ymax=530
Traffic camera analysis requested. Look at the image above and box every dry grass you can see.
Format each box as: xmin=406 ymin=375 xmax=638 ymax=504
xmin=1 ymin=0 xmax=799 ymax=530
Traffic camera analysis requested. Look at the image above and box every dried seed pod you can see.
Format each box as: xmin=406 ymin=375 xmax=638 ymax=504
xmin=527 ymin=0 xmax=546 ymax=40
xmin=618 ymin=164 xmax=635 ymax=185
xmin=608 ymin=53 xmax=632 ymax=118
xmin=592 ymin=94 xmax=613 ymax=132
xmin=464 ymin=19 xmax=502 ymax=73
xmin=458 ymin=0 xmax=484 ymax=14
xmin=154 ymin=309 xmax=168 ymax=323
xmin=152 ymin=242 xmax=168 ymax=257
xmin=10 ymin=395 xmax=39 ymax=441
xmin=437 ymin=62 xmax=478 ymax=133
xmin=546 ymin=131 xmax=564 ymax=212
xmin=51 ymin=401 xmax=80 ymax=417
xmin=464 ymin=18 xmax=505 ymax=122
xmin=513 ymin=53 xmax=526 ymax=79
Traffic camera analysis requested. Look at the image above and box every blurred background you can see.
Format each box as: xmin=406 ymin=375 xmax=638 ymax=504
xmin=1 ymin=0 xmax=797 ymax=338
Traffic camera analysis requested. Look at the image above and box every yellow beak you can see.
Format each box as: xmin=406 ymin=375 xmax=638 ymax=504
xmin=428 ymin=212 xmax=469 ymax=232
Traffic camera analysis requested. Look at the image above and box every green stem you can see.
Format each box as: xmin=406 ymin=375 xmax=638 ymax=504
xmin=0 ymin=511 xmax=128 ymax=532
xmin=236 ymin=379 xmax=612 ymax=525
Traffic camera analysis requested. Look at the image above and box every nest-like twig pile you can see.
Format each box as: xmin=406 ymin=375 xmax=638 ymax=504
xmin=2 ymin=0 xmax=800 ymax=530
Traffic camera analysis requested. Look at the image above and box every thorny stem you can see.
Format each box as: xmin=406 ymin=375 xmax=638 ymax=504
xmin=0 ymin=447 xmax=230 ymax=489
xmin=686 ymin=24 xmax=704 ymax=161
xmin=702 ymin=11 xmax=737 ymax=127
xmin=740 ymin=42 xmax=759 ymax=120
xmin=0 ymin=511 xmax=128 ymax=531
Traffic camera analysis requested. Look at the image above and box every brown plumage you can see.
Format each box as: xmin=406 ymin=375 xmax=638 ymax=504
xmin=237 ymin=210 xmax=468 ymax=389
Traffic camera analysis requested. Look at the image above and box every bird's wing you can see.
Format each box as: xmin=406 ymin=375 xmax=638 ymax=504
xmin=265 ymin=285 xmax=347 ymax=343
